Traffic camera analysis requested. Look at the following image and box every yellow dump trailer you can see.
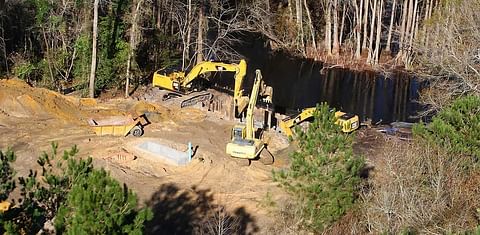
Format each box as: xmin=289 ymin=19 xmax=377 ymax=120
xmin=87 ymin=115 xmax=148 ymax=137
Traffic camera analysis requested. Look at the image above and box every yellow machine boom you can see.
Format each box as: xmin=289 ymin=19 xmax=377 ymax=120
xmin=226 ymin=70 xmax=273 ymax=163
xmin=152 ymin=60 xmax=249 ymax=116
xmin=279 ymin=107 xmax=360 ymax=137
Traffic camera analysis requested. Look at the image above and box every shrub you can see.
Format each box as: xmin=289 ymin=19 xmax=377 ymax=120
xmin=0 ymin=149 xmax=16 ymax=202
xmin=0 ymin=144 xmax=152 ymax=234
xmin=274 ymin=103 xmax=365 ymax=232
xmin=55 ymin=169 xmax=152 ymax=234
xmin=362 ymin=140 xmax=480 ymax=234
xmin=413 ymin=95 xmax=480 ymax=159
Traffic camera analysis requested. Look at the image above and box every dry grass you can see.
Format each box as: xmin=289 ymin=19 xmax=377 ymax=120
xmin=361 ymin=140 xmax=480 ymax=234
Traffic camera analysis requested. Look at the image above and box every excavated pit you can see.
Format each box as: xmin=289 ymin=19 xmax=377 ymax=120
xmin=136 ymin=141 xmax=189 ymax=166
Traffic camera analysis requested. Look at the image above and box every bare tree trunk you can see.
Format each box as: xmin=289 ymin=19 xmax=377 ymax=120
xmin=295 ymin=0 xmax=304 ymax=53
xmin=155 ymin=0 xmax=161 ymax=30
xmin=398 ymin=0 xmax=409 ymax=56
xmin=373 ymin=0 xmax=383 ymax=64
xmin=325 ymin=1 xmax=332 ymax=56
xmin=409 ymin=0 xmax=418 ymax=46
xmin=339 ymin=3 xmax=346 ymax=46
xmin=196 ymin=6 xmax=204 ymax=64
xmin=41 ymin=28 xmax=56 ymax=88
xmin=367 ymin=0 xmax=378 ymax=64
xmin=332 ymin=0 xmax=339 ymax=55
xmin=0 ymin=8 xmax=7 ymax=74
xmin=404 ymin=0 xmax=414 ymax=47
xmin=362 ymin=0 xmax=370 ymax=49
xmin=287 ymin=0 xmax=294 ymax=21
xmin=183 ymin=0 xmax=193 ymax=70
xmin=420 ymin=0 xmax=429 ymax=44
xmin=126 ymin=0 xmax=143 ymax=98
xmin=353 ymin=0 xmax=363 ymax=58
xmin=424 ymin=0 xmax=434 ymax=46
xmin=89 ymin=0 xmax=99 ymax=98
xmin=385 ymin=0 xmax=396 ymax=52
xmin=303 ymin=0 xmax=316 ymax=52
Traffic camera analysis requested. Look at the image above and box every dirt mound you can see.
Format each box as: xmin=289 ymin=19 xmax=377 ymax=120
xmin=0 ymin=79 xmax=84 ymax=122
xmin=129 ymin=101 xmax=171 ymax=123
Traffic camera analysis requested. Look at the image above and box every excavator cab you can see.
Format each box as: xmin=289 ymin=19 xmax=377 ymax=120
xmin=279 ymin=107 xmax=360 ymax=137
xmin=335 ymin=111 xmax=360 ymax=133
xmin=231 ymin=125 xmax=246 ymax=141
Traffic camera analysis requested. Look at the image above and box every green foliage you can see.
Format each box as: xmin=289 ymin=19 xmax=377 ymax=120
xmin=13 ymin=61 xmax=38 ymax=82
xmin=0 ymin=149 xmax=16 ymax=233
xmin=73 ymin=33 xmax=92 ymax=93
xmin=55 ymin=169 xmax=152 ymax=234
xmin=0 ymin=143 xmax=151 ymax=234
xmin=274 ymin=103 xmax=365 ymax=232
xmin=28 ymin=0 xmax=53 ymax=24
xmin=0 ymin=149 xmax=16 ymax=202
xmin=96 ymin=0 xmax=130 ymax=92
xmin=413 ymin=95 xmax=480 ymax=159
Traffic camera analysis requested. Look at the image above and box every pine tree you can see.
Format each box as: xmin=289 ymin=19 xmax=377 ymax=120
xmin=413 ymin=95 xmax=480 ymax=159
xmin=0 ymin=149 xmax=15 ymax=202
xmin=55 ymin=168 xmax=152 ymax=234
xmin=0 ymin=144 xmax=152 ymax=234
xmin=274 ymin=103 xmax=365 ymax=232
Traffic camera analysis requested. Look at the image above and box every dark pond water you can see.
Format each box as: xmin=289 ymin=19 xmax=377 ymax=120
xmin=211 ymin=34 xmax=423 ymax=124
xmin=258 ymin=53 xmax=422 ymax=124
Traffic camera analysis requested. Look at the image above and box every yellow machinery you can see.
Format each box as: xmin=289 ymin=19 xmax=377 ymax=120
xmin=279 ymin=107 xmax=360 ymax=138
xmin=153 ymin=60 xmax=249 ymax=117
xmin=87 ymin=114 xmax=148 ymax=137
xmin=0 ymin=201 xmax=11 ymax=213
xmin=226 ymin=70 xmax=274 ymax=165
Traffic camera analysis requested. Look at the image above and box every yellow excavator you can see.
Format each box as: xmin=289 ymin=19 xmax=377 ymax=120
xmin=226 ymin=70 xmax=274 ymax=165
xmin=153 ymin=60 xmax=250 ymax=117
xmin=279 ymin=107 xmax=360 ymax=138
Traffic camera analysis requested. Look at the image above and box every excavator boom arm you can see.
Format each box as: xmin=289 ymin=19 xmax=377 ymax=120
xmin=183 ymin=60 xmax=248 ymax=116
xmin=245 ymin=70 xmax=263 ymax=140
xmin=153 ymin=59 xmax=249 ymax=117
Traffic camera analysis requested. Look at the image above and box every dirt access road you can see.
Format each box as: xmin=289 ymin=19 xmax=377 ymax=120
xmin=0 ymin=79 xmax=292 ymax=234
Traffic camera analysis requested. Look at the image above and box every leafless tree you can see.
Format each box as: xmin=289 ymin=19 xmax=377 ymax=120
xmin=89 ymin=0 xmax=99 ymax=98
xmin=198 ymin=205 xmax=240 ymax=235
xmin=414 ymin=0 xmax=480 ymax=109
xmin=385 ymin=0 xmax=396 ymax=52
xmin=171 ymin=1 xmax=188 ymax=69
xmin=362 ymin=140 xmax=480 ymax=233
xmin=126 ymin=0 xmax=148 ymax=97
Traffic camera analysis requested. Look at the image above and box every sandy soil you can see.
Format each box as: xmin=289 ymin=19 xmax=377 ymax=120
xmin=0 ymin=79 xmax=292 ymax=234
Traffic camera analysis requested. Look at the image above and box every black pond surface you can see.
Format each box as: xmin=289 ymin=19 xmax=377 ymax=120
xmin=210 ymin=33 xmax=423 ymax=124
xmin=212 ymin=52 xmax=422 ymax=124
xmin=259 ymin=54 xmax=422 ymax=124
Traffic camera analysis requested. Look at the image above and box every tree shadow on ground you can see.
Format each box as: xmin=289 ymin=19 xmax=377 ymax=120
xmin=145 ymin=183 xmax=259 ymax=235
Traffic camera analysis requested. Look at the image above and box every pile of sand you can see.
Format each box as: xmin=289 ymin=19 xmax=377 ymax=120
xmin=0 ymin=79 xmax=86 ymax=123
xmin=0 ymin=78 xmax=174 ymax=126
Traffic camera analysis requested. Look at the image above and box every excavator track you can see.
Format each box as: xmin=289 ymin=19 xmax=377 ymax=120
xmin=180 ymin=92 xmax=213 ymax=108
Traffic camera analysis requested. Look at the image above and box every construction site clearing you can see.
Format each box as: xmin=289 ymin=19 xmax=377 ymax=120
xmin=0 ymin=78 xmax=388 ymax=233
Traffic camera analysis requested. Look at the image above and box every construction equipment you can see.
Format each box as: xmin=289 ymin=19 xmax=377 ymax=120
xmin=153 ymin=60 xmax=250 ymax=117
xmin=87 ymin=114 xmax=148 ymax=137
xmin=0 ymin=201 xmax=11 ymax=213
xmin=279 ymin=107 xmax=360 ymax=138
xmin=226 ymin=70 xmax=274 ymax=165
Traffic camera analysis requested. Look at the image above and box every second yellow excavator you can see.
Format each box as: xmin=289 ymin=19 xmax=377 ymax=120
xmin=153 ymin=60 xmax=250 ymax=117
xmin=226 ymin=69 xmax=274 ymax=165
xmin=279 ymin=107 xmax=360 ymax=138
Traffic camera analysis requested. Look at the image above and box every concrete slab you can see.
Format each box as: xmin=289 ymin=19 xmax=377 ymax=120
xmin=136 ymin=140 xmax=189 ymax=166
